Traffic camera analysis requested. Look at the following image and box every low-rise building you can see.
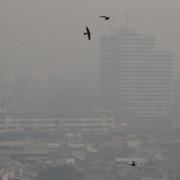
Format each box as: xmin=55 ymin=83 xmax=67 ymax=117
xmin=0 ymin=113 xmax=113 ymax=134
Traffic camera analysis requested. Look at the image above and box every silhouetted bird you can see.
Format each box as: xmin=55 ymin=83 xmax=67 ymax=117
xmin=83 ymin=26 xmax=91 ymax=40
xmin=129 ymin=161 xmax=136 ymax=167
xmin=100 ymin=16 xmax=110 ymax=20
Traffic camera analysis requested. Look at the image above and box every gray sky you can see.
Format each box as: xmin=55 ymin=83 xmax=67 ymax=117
xmin=0 ymin=0 xmax=179 ymax=112
xmin=0 ymin=0 xmax=179 ymax=66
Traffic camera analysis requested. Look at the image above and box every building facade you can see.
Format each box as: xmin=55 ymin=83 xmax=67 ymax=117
xmin=0 ymin=113 xmax=113 ymax=134
xmin=98 ymin=28 xmax=174 ymax=128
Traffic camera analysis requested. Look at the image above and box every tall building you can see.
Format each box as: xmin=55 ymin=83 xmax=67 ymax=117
xmin=0 ymin=59 xmax=11 ymax=113
xmin=98 ymin=28 xmax=174 ymax=128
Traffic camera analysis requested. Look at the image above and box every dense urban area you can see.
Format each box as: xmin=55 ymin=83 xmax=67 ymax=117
xmin=0 ymin=112 xmax=179 ymax=180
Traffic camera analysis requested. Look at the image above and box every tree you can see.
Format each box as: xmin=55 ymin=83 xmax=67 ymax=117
xmin=38 ymin=164 xmax=84 ymax=180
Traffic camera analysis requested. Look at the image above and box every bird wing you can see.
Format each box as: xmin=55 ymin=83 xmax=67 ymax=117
xmin=86 ymin=27 xmax=91 ymax=40
xmin=87 ymin=32 xmax=91 ymax=40
xmin=86 ymin=27 xmax=90 ymax=34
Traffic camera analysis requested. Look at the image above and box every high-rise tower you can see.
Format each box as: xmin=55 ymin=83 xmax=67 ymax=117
xmin=98 ymin=28 xmax=174 ymax=128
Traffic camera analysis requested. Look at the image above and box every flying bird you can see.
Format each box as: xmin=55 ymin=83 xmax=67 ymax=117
xmin=83 ymin=26 xmax=91 ymax=41
xmin=100 ymin=16 xmax=110 ymax=20
xmin=129 ymin=161 xmax=136 ymax=167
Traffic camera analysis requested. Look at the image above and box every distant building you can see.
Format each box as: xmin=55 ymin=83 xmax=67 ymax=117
xmin=0 ymin=113 xmax=113 ymax=134
xmin=98 ymin=28 xmax=174 ymax=128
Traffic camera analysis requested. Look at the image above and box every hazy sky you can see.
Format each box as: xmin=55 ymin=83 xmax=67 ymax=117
xmin=0 ymin=0 xmax=179 ymax=68
xmin=0 ymin=0 xmax=179 ymax=112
